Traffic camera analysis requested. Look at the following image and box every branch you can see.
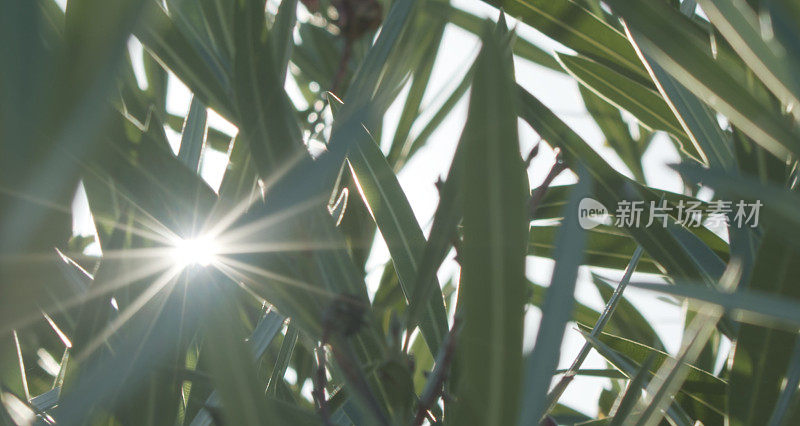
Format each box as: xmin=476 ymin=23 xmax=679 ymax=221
xmin=413 ymin=318 xmax=462 ymax=425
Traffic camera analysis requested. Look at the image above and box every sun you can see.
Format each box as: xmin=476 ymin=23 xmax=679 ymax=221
xmin=169 ymin=235 xmax=220 ymax=267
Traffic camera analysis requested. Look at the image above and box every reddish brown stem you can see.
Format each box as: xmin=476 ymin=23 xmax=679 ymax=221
xmin=331 ymin=40 xmax=352 ymax=96
xmin=413 ymin=319 xmax=462 ymax=425
xmin=529 ymin=152 xmax=567 ymax=219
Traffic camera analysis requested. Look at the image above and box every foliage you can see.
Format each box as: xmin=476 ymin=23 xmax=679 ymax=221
xmin=3 ymin=0 xmax=800 ymax=424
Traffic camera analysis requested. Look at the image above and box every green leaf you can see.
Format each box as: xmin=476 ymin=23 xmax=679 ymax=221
xmin=269 ymin=0 xmax=298 ymax=82
xmin=626 ymin=280 xmax=800 ymax=330
xmin=177 ymin=97 xmax=208 ymax=172
xmin=579 ymin=86 xmax=646 ymax=182
xmin=166 ymin=113 xmax=231 ymax=152
xmin=88 ymin=112 xmax=217 ymax=236
xmin=542 ymin=246 xmax=644 ymax=417
xmin=580 ymin=332 xmax=696 ymax=426
xmin=396 ymin=65 xmax=473 ymax=171
xmin=529 ymin=224 xmax=663 ymax=274
xmin=1 ymin=0 xmax=148 ymax=330
xmin=552 ymin=368 xmax=626 ymax=379
xmin=216 ymin=136 xmax=259 ymax=210
xmin=425 ymin=2 xmax=563 ymax=73
xmin=609 ymin=355 xmax=657 ymax=426
xmin=191 ymin=308 xmax=286 ymax=425
xmin=634 ymin=230 xmax=800 ymax=426
xmin=266 ymin=323 xmax=299 ymax=398
xmin=408 ymin=331 xmax=435 ymax=393
xmin=633 ymin=297 xmax=727 ymax=426
xmin=307 ymin=0 xmax=428 ymax=199
xmin=592 ymin=274 xmax=663 ymax=350
xmin=55 ymin=266 xmax=198 ymax=424
xmin=549 ymin=403 xmax=594 ymax=424
xmin=194 ymin=271 xmax=319 ymax=426
xmin=346 ymin=126 xmax=449 ymax=355
xmin=451 ymin=18 xmax=529 ymax=426
xmin=403 ymin=142 xmax=464 ymax=342
xmin=343 ymin=0 xmax=417 ymax=101
xmin=385 ymin=20 xmax=446 ymax=169
xmin=232 ymin=0 xmax=304 ymax=173
xmin=520 ymin=171 xmax=590 ymax=425
xmin=479 ymin=0 xmax=650 ymax=84
xmin=135 ymin=1 xmax=234 ymax=119
xmin=696 ymin=0 xmax=800 ymax=119
xmin=767 ymin=336 xmax=800 ymax=426
xmin=767 ymin=0 xmax=800 ymax=77
xmin=675 ymin=164 xmax=800 ymax=251
xmin=557 ymin=53 xmax=703 ymax=162
xmin=532 ymin=184 xmax=716 ymax=222
xmin=206 ymin=2 xmax=420 ymax=419
xmin=604 ymin=0 xmax=800 ymax=160
xmin=517 ymin=87 xmax=722 ymax=281
xmin=581 ymin=326 xmax=727 ymax=418
xmin=628 ymin=33 xmax=737 ymax=171
xmin=291 ymin=21 xmax=349 ymax=90
xmin=416 ymin=321 xmax=459 ymax=424
xmin=663 ymin=216 xmax=727 ymax=283
xmin=528 ymin=280 xmax=630 ymax=339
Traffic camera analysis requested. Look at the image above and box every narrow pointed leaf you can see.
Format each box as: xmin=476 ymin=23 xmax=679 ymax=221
xmin=452 ymin=19 xmax=529 ymax=426
xmin=605 ymin=0 xmax=800 ymax=159
xmin=627 ymin=32 xmax=737 ymax=171
xmin=697 ymin=0 xmax=800 ymax=117
xmin=178 ymin=97 xmax=208 ymax=172
xmin=347 ymin=131 xmax=449 ymax=355
xmin=519 ymin=171 xmax=589 ymax=425
xmin=479 ymin=0 xmax=650 ymax=83
xmin=517 ymin=86 xmax=716 ymax=281
xmin=557 ymin=53 xmax=702 ymax=162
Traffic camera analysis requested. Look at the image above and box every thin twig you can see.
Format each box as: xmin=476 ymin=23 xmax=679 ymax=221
xmin=524 ymin=141 xmax=540 ymax=167
xmin=413 ymin=318 xmax=462 ymax=426
xmin=331 ymin=40 xmax=352 ymax=96
xmin=541 ymin=246 xmax=644 ymax=419
xmin=529 ymin=150 xmax=567 ymax=219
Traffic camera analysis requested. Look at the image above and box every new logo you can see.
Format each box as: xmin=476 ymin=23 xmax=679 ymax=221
xmin=578 ymin=198 xmax=609 ymax=229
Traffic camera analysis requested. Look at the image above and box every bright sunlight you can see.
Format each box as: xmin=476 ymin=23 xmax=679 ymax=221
xmin=169 ymin=235 xmax=220 ymax=267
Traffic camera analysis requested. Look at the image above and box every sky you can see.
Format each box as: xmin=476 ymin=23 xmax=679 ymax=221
xmin=65 ymin=0 xmax=716 ymax=417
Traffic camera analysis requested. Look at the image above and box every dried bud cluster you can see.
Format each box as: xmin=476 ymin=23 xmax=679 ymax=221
xmin=300 ymin=0 xmax=383 ymax=40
